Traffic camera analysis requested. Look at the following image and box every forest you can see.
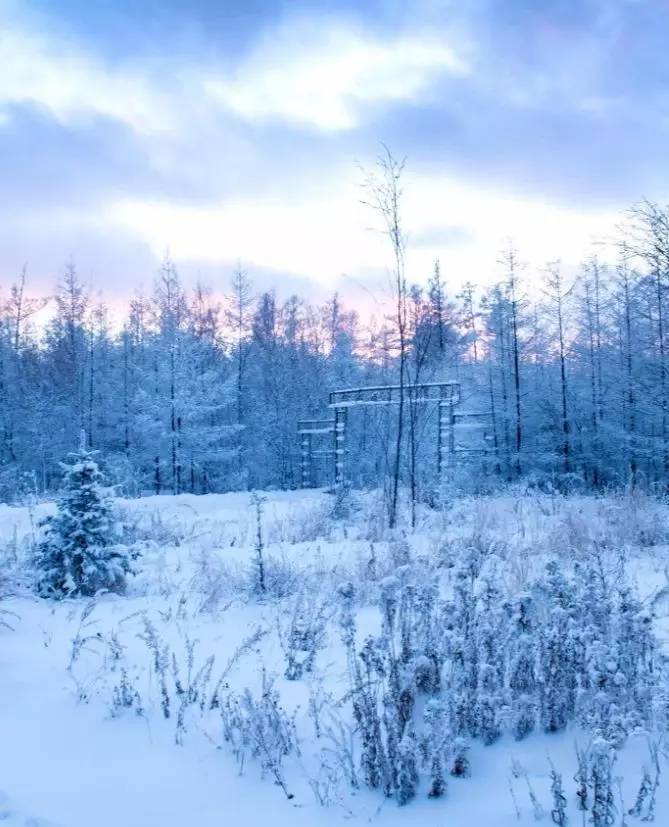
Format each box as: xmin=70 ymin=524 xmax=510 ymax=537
xmin=2 ymin=188 xmax=669 ymax=502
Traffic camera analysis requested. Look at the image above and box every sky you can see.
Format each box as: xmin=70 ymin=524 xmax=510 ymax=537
xmin=1 ymin=0 xmax=669 ymax=308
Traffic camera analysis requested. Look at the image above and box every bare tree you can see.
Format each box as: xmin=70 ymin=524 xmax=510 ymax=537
xmin=501 ymin=245 xmax=524 ymax=476
xmin=362 ymin=147 xmax=408 ymax=528
xmin=580 ymin=257 xmax=607 ymax=486
xmin=543 ymin=261 xmax=573 ymax=474
xmin=616 ymin=253 xmax=639 ymax=483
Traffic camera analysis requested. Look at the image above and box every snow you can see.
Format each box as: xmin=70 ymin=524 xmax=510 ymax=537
xmin=2 ymin=488 xmax=669 ymax=826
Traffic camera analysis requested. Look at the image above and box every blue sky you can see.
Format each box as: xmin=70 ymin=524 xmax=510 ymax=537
xmin=1 ymin=0 xmax=668 ymax=303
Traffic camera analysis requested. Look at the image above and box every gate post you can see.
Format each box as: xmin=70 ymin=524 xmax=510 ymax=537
xmin=334 ymin=407 xmax=347 ymax=487
xmin=301 ymin=431 xmax=312 ymax=488
xmin=438 ymin=401 xmax=455 ymax=477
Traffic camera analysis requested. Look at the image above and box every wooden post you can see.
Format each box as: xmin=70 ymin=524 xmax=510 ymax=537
xmin=301 ymin=431 xmax=312 ymax=488
xmin=438 ymin=401 xmax=455 ymax=477
xmin=334 ymin=407 xmax=347 ymax=487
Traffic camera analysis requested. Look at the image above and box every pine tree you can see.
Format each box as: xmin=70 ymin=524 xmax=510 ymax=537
xmin=34 ymin=440 xmax=136 ymax=597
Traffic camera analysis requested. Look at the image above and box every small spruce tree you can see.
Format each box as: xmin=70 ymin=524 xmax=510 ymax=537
xmin=34 ymin=441 xmax=136 ymax=597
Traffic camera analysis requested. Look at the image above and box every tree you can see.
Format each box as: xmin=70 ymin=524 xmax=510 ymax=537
xmin=457 ymin=280 xmax=479 ymax=363
xmin=543 ymin=261 xmax=573 ymax=474
xmin=226 ymin=265 xmax=254 ymax=476
xmin=0 ymin=266 xmax=47 ymax=482
xmin=34 ymin=439 xmax=136 ymax=597
xmin=501 ymin=245 xmax=524 ymax=475
xmin=362 ymin=147 xmax=408 ymax=528
xmin=615 ymin=255 xmax=639 ymax=483
xmin=42 ymin=261 xmax=89 ymax=481
xmin=578 ymin=257 xmax=606 ymax=486
xmin=428 ymin=259 xmax=447 ymax=357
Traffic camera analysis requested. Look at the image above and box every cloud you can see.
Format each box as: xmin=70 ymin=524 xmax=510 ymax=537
xmin=0 ymin=0 xmax=668 ymax=307
xmin=0 ymin=8 xmax=467 ymax=137
xmin=108 ymin=167 xmax=620 ymax=297
xmin=0 ymin=22 xmax=175 ymax=134
xmin=203 ymin=19 xmax=469 ymax=130
xmin=109 ymin=182 xmax=376 ymax=282
xmin=412 ymin=225 xmax=475 ymax=249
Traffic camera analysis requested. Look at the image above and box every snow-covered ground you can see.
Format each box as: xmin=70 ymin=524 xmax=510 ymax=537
xmin=2 ymin=488 xmax=669 ymax=826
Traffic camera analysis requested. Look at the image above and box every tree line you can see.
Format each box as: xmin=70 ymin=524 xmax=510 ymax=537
xmin=2 ymin=195 xmax=669 ymax=500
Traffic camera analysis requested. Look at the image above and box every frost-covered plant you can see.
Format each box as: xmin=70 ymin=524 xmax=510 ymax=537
xmin=337 ymin=580 xmax=389 ymax=793
xmin=628 ymin=739 xmax=661 ymax=821
xmin=75 ymin=609 xmax=267 ymax=747
xmin=279 ymin=592 xmax=330 ymax=681
xmin=33 ymin=445 xmax=138 ymax=598
xmin=548 ymin=761 xmax=567 ymax=826
xmin=219 ymin=672 xmax=297 ymax=800
xmin=589 ymin=737 xmax=617 ymax=826
xmin=0 ymin=605 xmax=18 ymax=631
xmin=450 ymin=736 xmax=470 ymax=778
xmin=475 ymin=575 xmax=506 ymax=744
xmin=507 ymin=592 xmax=537 ymax=740
xmin=396 ymin=731 xmax=419 ymax=805
xmin=540 ymin=605 xmax=576 ymax=734
xmin=250 ymin=491 xmax=267 ymax=597
xmin=337 ymin=572 xmax=450 ymax=803
xmin=423 ymin=699 xmax=449 ymax=797
xmin=326 ymin=539 xmax=664 ymax=808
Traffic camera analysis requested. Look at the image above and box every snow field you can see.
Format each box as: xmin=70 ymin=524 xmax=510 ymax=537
xmin=2 ymin=488 xmax=669 ymax=826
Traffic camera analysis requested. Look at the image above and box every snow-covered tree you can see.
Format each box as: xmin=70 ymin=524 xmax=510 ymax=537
xmin=34 ymin=442 xmax=136 ymax=597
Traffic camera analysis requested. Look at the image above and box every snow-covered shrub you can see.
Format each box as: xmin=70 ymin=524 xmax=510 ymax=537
xmin=422 ymin=699 xmax=450 ymax=796
xmin=628 ymin=739 xmax=661 ymax=821
xmin=0 ymin=601 xmax=18 ymax=631
xmin=98 ymin=452 xmax=142 ymax=498
xmin=219 ymin=672 xmax=297 ymax=800
xmin=450 ymin=736 xmax=470 ymax=778
xmin=337 ymin=571 xmax=449 ymax=804
xmin=252 ymin=552 xmax=302 ymax=601
xmin=189 ymin=547 xmax=232 ymax=614
xmin=507 ymin=592 xmax=538 ymax=740
xmin=612 ymin=489 xmax=669 ymax=547
xmin=249 ymin=491 xmax=267 ymax=597
xmin=120 ymin=507 xmax=192 ymax=548
xmin=266 ymin=499 xmax=340 ymax=545
xmin=332 ymin=538 xmax=662 ymax=806
xmin=33 ymin=447 xmax=138 ymax=598
xmin=0 ymin=536 xmax=17 ymax=598
xmin=357 ymin=489 xmax=392 ymax=542
xmin=589 ymin=737 xmax=617 ymax=826
xmin=134 ymin=614 xmax=267 ymax=744
xmin=549 ymin=762 xmax=567 ymax=826
xmin=475 ymin=576 xmax=506 ymax=744
xmin=68 ymin=603 xmax=268 ymax=748
xmin=278 ymin=592 xmax=330 ymax=680
xmin=395 ymin=731 xmax=419 ymax=805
